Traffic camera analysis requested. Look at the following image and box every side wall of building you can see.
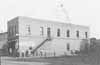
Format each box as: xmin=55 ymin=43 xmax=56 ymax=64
xmin=7 ymin=17 xmax=19 ymax=56
xmin=18 ymin=17 xmax=89 ymax=39
xmin=7 ymin=17 xmax=19 ymax=40
xmin=17 ymin=17 xmax=89 ymax=57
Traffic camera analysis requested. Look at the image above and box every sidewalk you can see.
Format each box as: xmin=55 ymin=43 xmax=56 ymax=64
xmin=1 ymin=59 xmax=50 ymax=65
xmin=1 ymin=57 xmax=50 ymax=65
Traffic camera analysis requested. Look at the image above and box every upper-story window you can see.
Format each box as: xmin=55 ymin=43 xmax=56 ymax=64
xmin=85 ymin=32 xmax=88 ymax=38
xmin=13 ymin=25 xmax=15 ymax=36
xmin=76 ymin=30 xmax=79 ymax=38
xmin=40 ymin=27 xmax=44 ymax=36
xmin=15 ymin=25 xmax=18 ymax=34
xmin=15 ymin=25 xmax=16 ymax=34
xmin=47 ymin=27 xmax=51 ymax=37
xmin=67 ymin=30 xmax=70 ymax=37
xmin=57 ymin=28 xmax=60 ymax=37
xmin=8 ymin=26 xmax=11 ymax=36
xmin=10 ymin=26 xmax=12 ymax=36
xmin=26 ymin=25 xmax=31 ymax=35
xmin=11 ymin=26 xmax=14 ymax=36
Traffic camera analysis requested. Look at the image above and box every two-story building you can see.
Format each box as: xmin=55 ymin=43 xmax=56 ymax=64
xmin=0 ymin=32 xmax=8 ymax=56
xmin=7 ymin=16 xmax=89 ymax=57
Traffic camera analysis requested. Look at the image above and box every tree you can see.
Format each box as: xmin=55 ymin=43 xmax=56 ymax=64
xmin=80 ymin=39 xmax=89 ymax=55
xmin=80 ymin=38 xmax=100 ymax=65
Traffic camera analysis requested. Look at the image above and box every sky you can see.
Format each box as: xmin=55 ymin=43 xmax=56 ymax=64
xmin=0 ymin=0 xmax=100 ymax=38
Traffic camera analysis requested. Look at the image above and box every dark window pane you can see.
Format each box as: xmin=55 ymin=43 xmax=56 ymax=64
xmin=27 ymin=25 xmax=31 ymax=35
xmin=67 ymin=30 xmax=70 ymax=37
xmin=47 ymin=27 xmax=51 ymax=37
xmin=57 ymin=29 xmax=60 ymax=37
xmin=40 ymin=27 xmax=44 ymax=35
xmin=85 ymin=32 xmax=88 ymax=38
xmin=76 ymin=30 xmax=79 ymax=38
xmin=67 ymin=43 xmax=70 ymax=51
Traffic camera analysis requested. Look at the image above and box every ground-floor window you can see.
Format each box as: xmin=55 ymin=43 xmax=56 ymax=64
xmin=45 ymin=52 xmax=47 ymax=57
xmin=40 ymin=51 xmax=43 ymax=56
xmin=54 ymin=51 xmax=56 ymax=56
xmin=25 ymin=50 xmax=29 ymax=57
xmin=35 ymin=52 xmax=38 ymax=56
xmin=67 ymin=43 xmax=70 ymax=51
xmin=22 ymin=52 xmax=24 ymax=57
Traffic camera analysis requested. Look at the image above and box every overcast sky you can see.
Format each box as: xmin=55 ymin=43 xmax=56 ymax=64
xmin=0 ymin=0 xmax=100 ymax=38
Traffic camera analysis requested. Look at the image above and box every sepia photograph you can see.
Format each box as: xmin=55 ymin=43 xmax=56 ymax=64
xmin=0 ymin=0 xmax=100 ymax=65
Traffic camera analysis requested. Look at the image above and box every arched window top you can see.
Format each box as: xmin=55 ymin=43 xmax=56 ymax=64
xmin=67 ymin=30 xmax=70 ymax=32
xmin=76 ymin=30 xmax=79 ymax=33
xmin=58 ymin=28 xmax=60 ymax=31
xmin=47 ymin=27 xmax=50 ymax=30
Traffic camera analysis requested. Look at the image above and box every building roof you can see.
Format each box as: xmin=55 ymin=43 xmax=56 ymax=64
xmin=0 ymin=32 xmax=7 ymax=35
xmin=8 ymin=16 xmax=89 ymax=29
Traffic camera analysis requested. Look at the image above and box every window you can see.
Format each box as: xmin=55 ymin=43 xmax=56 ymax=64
xmin=29 ymin=46 xmax=32 ymax=50
xmin=12 ymin=26 xmax=14 ymax=36
xmin=13 ymin=25 xmax=15 ymax=35
xmin=67 ymin=43 xmax=70 ymax=51
xmin=28 ymin=26 xmax=31 ymax=34
xmin=40 ymin=27 xmax=44 ymax=35
xmin=67 ymin=30 xmax=70 ymax=37
xmin=10 ymin=27 xmax=12 ymax=36
xmin=15 ymin=25 xmax=18 ymax=34
xmin=76 ymin=30 xmax=79 ymax=38
xmin=57 ymin=29 xmax=60 ymax=37
xmin=36 ymin=52 xmax=38 ymax=56
xmin=40 ymin=51 xmax=43 ymax=56
xmin=22 ymin=52 xmax=24 ymax=57
xmin=26 ymin=25 xmax=31 ymax=35
xmin=15 ymin=25 xmax=16 ymax=34
xmin=8 ymin=26 xmax=11 ymax=36
xmin=85 ymin=32 xmax=88 ymax=38
xmin=47 ymin=27 xmax=51 ymax=37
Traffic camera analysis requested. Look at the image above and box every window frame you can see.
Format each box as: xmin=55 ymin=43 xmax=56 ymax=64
xmin=57 ymin=28 xmax=60 ymax=37
xmin=85 ymin=32 xmax=88 ymax=38
xmin=66 ymin=30 xmax=70 ymax=37
xmin=67 ymin=43 xmax=70 ymax=51
xmin=40 ymin=27 xmax=44 ymax=36
xmin=76 ymin=30 xmax=79 ymax=38
xmin=26 ymin=25 xmax=31 ymax=35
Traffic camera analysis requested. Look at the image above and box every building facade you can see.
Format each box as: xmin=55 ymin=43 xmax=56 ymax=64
xmin=7 ymin=16 xmax=89 ymax=57
xmin=0 ymin=32 xmax=8 ymax=56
